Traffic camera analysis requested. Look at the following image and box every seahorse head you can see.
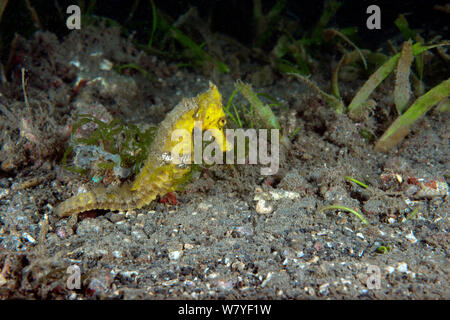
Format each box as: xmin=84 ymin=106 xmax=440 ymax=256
xmin=194 ymin=82 xmax=230 ymax=152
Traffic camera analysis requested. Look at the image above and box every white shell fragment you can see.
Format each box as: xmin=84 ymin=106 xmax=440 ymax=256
xmin=396 ymin=262 xmax=408 ymax=273
xmin=254 ymin=188 xmax=300 ymax=201
xmin=99 ymin=59 xmax=114 ymax=71
xmin=405 ymin=230 xmax=418 ymax=243
xmin=256 ymin=199 xmax=273 ymax=214
xmin=169 ymin=251 xmax=182 ymax=261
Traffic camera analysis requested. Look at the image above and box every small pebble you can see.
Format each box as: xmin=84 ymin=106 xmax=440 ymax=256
xmin=307 ymin=256 xmax=319 ymax=264
xmin=385 ymin=266 xmax=395 ymax=274
xmin=256 ymin=199 xmax=273 ymax=214
xmin=396 ymin=262 xmax=408 ymax=273
xmin=319 ymin=282 xmax=330 ymax=295
xmin=198 ymin=202 xmax=212 ymax=212
xmin=99 ymin=59 xmax=113 ymax=71
xmin=0 ymin=274 xmax=7 ymax=287
xmin=304 ymin=286 xmax=315 ymax=296
xmin=169 ymin=250 xmax=182 ymax=261
xmin=405 ymin=230 xmax=418 ymax=243
xmin=22 ymin=232 xmax=36 ymax=244
xmin=112 ymin=250 xmax=122 ymax=259
xmin=0 ymin=188 xmax=9 ymax=200
xmin=261 ymin=272 xmax=272 ymax=288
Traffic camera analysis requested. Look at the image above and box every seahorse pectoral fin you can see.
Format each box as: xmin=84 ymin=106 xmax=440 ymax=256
xmin=131 ymin=161 xmax=154 ymax=191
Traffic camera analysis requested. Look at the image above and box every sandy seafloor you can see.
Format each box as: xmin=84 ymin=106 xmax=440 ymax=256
xmin=0 ymin=22 xmax=448 ymax=299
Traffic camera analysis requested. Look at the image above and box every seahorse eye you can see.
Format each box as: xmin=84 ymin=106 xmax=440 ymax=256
xmin=218 ymin=118 xmax=226 ymax=127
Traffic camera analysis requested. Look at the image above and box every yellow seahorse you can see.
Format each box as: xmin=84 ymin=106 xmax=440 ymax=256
xmin=56 ymin=82 xmax=228 ymax=217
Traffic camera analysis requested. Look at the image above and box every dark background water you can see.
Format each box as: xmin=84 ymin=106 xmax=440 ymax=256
xmin=1 ymin=0 xmax=448 ymax=62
